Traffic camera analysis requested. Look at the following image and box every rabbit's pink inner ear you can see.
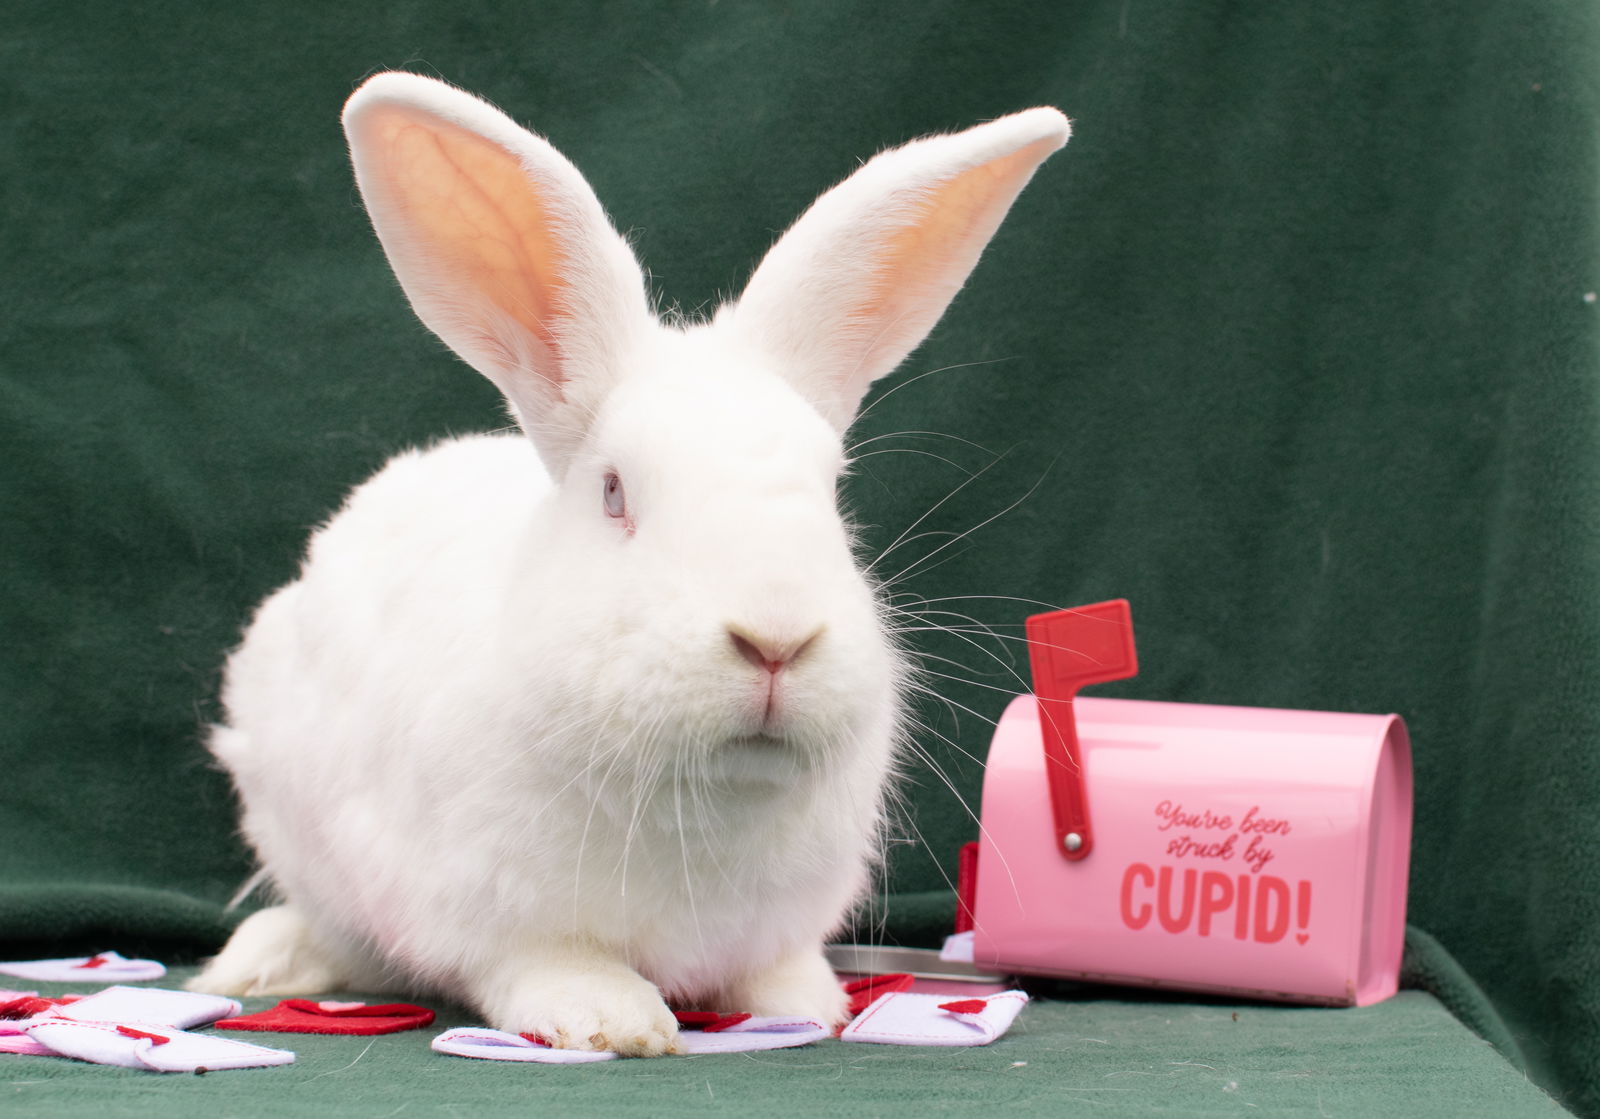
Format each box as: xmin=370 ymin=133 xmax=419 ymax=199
xmin=357 ymin=104 xmax=570 ymax=391
xmin=724 ymin=109 xmax=1068 ymax=433
xmin=865 ymin=136 xmax=1066 ymax=319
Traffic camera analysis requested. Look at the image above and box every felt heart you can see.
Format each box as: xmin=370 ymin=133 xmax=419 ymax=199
xmin=27 ymin=1019 xmax=294 ymax=1072
xmin=0 ymin=952 xmax=165 ymax=983
xmin=672 ymin=1011 xmax=752 ymax=1033
xmin=215 ymin=999 xmax=435 ymax=1035
xmin=436 ymin=1016 xmax=831 ymax=1063
xmin=841 ymin=990 xmax=1030 ymax=1047
xmin=0 ymin=996 xmax=68 ymax=1022
xmin=0 ymin=1034 xmax=59 ymax=1057
xmin=515 ymin=1010 xmax=756 ymax=1049
xmin=439 ymin=1029 xmax=617 ymax=1064
xmin=673 ymin=1015 xmax=830 ymax=1053
xmin=53 ymin=986 xmax=240 ymax=1029
xmin=841 ymin=972 xmax=916 ymax=1018
xmin=1 ymin=986 xmax=235 ymax=1062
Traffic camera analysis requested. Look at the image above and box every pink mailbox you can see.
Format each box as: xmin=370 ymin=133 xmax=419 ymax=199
xmin=968 ymin=600 xmax=1413 ymax=1006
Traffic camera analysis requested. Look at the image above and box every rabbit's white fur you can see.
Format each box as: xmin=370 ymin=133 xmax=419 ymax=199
xmin=190 ymin=72 xmax=1069 ymax=1056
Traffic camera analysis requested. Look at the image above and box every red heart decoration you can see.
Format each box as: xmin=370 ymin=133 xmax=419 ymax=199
xmin=937 ymin=998 xmax=989 ymax=1015
xmin=0 ymin=996 xmax=68 ymax=1021
xmin=841 ymin=973 xmax=916 ymax=1018
xmin=673 ymin=1010 xmax=752 ymax=1033
xmin=672 ymin=1010 xmax=721 ymax=1029
xmin=700 ymin=1013 xmax=752 ymax=1034
xmin=215 ymin=999 xmax=435 ymax=1035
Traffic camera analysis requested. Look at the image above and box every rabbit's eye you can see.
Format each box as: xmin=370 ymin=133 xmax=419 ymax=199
xmin=602 ymin=472 xmax=627 ymax=519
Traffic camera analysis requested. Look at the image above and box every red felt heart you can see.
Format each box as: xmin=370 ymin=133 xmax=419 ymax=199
xmin=937 ymin=998 xmax=989 ymax=1015
xmin=279 ymin=999 xmax=432 ymax=1019
xmin=672 ymin=1010 xmax=722 ymax=1029
xmin=214 ymin=999 xmax=436 ymax=1035
xmin=673 ymin=1010 xmax=752 ymax=1033
xmin=0 ymin=996 xmax=65 ymax=1021
xmin=841 ymin=973 xmax=916 ymax=1018
xmin=701 ymin=1013 xmax=751 ymax=1034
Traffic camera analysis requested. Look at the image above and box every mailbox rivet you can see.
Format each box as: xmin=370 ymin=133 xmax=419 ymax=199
xmin=1064 ymin=833 xmax=1083 ymax=852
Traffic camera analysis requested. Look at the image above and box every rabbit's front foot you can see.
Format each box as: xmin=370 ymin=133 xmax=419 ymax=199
xmin=473 ymin=944 xmax=682 ymax=1057
xmin=726 ymin=947 xmax=849 ymax=1027
xmin=187 ymin=904 xmax=371 ymax=997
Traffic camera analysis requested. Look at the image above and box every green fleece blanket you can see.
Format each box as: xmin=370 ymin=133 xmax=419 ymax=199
xmin=3 ymin=1 xmax=1596 ymax=1114
xmin=0 ymin=969 xmax=1571 ymax=1118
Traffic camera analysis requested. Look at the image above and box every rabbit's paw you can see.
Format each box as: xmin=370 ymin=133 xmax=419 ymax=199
xmin=481 ymin=959 xmax=682 ymax=1057
xmin=727 ymin=947 xmax=849 ymax=1027
xmin=186 ymin=905 xmax=356 ymax=997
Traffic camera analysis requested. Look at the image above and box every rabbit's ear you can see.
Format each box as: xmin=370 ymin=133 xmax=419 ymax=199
xmin=343 ymin=73 xmax=654 ymax=470
xmin=719 ymin=109 xmax=1070 ymax=432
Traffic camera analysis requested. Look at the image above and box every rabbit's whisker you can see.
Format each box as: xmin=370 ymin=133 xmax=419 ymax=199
xmin=845 ymin=427 xmax=997 ymax=458
xmin=853 ymin=356 xmax=1016 ymax=428
xmin=863 ymin=453 xmax=1009 ymax=579
xmin=888 ymin=613 xmax=1035 ymax=695
xmin=849 ymin=446 xmax=977 ymax=473
xmin=877 ymin=468 xmax=1050 ymax=593
xmin=896 ymin=717 xmax=1024 ymax=913
xmin=896 ymin=591 xmax=1074 ymax=614
xmin=671 ymin=752 xmax=711 ymax=967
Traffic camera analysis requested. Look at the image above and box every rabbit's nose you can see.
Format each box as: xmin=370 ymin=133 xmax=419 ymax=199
xmin=727 ymin=624 xmax=823 ymax=675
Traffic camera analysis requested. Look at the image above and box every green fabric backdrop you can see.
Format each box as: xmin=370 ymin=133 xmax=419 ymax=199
xmin=3 ymin=1 xmax=1596 ymax=1114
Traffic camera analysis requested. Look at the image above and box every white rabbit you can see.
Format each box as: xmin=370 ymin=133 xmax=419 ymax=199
xmin=188 ymin=72 xmax=1069 ymax=1056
